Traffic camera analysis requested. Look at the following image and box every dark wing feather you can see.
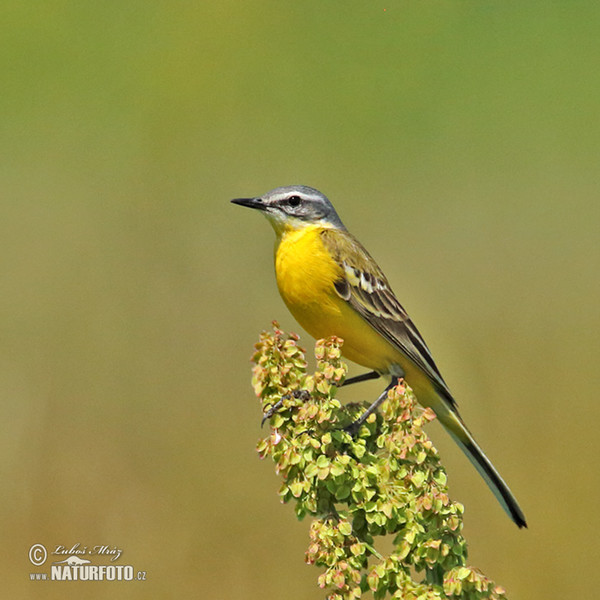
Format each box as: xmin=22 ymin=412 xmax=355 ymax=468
xmin=321 ymin=228 xmax=454 ymax=404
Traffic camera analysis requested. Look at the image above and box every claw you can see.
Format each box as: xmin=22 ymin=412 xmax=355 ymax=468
xmin=260 ymin=390 xmax=311 ymax=428
xmin=342 ymin=420 xmax=361 ymax=437
xmin=261 ymin=399 xmax=284 ymax=427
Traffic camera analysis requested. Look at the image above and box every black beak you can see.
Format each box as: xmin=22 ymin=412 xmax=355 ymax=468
xmin=231 ymin=197 xmax=266 ymax=210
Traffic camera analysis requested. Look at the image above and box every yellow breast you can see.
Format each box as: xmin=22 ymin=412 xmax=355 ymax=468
xmin=274 ymin=226 xmax=403 ymax=373
xmin=275 ymin=225 xmax=341 ymax=320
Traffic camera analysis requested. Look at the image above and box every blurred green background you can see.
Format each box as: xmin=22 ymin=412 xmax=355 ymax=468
xmin=2 ymin=1 xmax=598 ymax=598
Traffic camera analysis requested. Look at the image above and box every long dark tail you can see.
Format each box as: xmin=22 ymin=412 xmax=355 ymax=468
xmin=435 ymin=401 xmax=527 ymax=528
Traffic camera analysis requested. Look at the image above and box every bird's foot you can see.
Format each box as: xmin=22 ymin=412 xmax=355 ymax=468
xmin=261 ymin=389 xmax=310 ymax=428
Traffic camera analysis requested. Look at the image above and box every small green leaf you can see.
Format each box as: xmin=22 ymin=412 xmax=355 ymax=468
xmin=316 ymin=455 xmax=330 ymax=468
xmin=338 ymin=521 xmax=352 ymax=536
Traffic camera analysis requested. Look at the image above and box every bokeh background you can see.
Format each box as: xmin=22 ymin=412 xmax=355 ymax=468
xmin=2 ymin=2 xmax=598 ymax=598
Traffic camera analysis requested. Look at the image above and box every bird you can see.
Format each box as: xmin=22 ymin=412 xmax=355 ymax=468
xmin=231 ymin=185 xmax=526 ymax=528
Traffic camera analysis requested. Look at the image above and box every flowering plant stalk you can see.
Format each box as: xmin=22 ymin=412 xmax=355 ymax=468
xmin=252 ymin=322 xmax=509 ymax=600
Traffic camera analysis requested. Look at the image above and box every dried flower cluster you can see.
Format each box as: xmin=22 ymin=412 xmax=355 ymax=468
xmin=252 ymin=323 xmax=508 ymax=600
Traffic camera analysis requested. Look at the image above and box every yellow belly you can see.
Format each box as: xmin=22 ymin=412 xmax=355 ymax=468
xmin=274 ymin=226 xmax=403 ymax=373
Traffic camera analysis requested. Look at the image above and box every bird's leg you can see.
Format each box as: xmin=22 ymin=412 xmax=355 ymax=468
xmin=261 ymin=400 xmax=284 ymax=427
xmin=344 ymin=377 xmax=399 ymax=435
xmin=261 ymin=390 xmax=310 ymax=427
xmin=340 ymin=370 xmax=381 ymax=387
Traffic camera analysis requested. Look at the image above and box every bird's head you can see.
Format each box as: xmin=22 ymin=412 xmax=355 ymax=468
xmin=231 ymin=185 xmax=345 ymax=235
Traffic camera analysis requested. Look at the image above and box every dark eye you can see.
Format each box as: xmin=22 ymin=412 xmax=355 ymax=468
xmin=287 ymin=195 xmax=301 ymax=208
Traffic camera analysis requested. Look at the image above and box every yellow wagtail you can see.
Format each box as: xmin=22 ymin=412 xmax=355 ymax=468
xmin=232 ymin=185 xmax=526 ymax=528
